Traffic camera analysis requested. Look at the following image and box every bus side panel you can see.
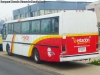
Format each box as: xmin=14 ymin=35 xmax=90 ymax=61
xmin=2 ymin=35 xmax=14 ymax=52
xmin=35 ymin=38 xmax=62 ymax=62
xmin=11 ymin=35 xmax=62 ymax=62
xmin=2 ymin=42 xmax=6 ymax=51
xmin=13 ymin=35 xmax=34 ymax=56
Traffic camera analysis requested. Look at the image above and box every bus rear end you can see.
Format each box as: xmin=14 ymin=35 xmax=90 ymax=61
xmin=60 ymin=10 xmax=99 ymax=62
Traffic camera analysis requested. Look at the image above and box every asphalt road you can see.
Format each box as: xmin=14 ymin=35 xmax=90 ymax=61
xmin=0 ymin=56 xmax=59 ymax=75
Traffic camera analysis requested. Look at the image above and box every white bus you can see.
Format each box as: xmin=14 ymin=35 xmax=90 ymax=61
xmin=2 ymin=10 xmax=99 ymax=63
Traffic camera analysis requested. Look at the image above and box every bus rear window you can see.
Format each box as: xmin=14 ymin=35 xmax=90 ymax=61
xmin=51 ymin=17 xmax=59 ymax=33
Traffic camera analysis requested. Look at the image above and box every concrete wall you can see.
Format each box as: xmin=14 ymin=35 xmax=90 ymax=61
xmin=86 ymin=1 xmax=100 ymax=25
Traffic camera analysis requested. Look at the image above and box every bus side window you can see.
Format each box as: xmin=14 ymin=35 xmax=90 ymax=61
xmin=13 ymin=23 xmax=21 ymax=34
xmin=2 ymin=24 xmax=7 ymax=40
xmin=41 ymin=19 xmax=51 ymax=33
xmin=21 ymin=21 xmax=30 ymax=34
xmin=8 ymin=23 xmax=13 ymax=34
xmin=31 ymin=20 xmax=40 ymax=33
xmin=51 ymin=17 xmax=59 ymax=33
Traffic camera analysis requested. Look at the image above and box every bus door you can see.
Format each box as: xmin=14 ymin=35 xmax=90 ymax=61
xmin=2 ymin=24 xmax=7 ymax=40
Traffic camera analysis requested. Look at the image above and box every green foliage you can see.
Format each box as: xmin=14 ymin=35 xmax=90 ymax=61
xmin=89 ymin=59 xmax=100 ymax=66
xmin=99 ymin=36 xmax=100 ymax=41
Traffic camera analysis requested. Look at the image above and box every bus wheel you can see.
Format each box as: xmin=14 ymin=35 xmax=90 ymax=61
xmin=6 ymin=44 xmax=13 ymax=56
xmin=33 ymin=48 xmax=41 ymax=64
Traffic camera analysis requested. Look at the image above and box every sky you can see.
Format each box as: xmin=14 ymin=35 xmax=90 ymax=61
xmin=0 ymin=0 xmax=99 ymax=21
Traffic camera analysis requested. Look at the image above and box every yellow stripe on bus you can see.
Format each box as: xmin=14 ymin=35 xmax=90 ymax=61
xmin=28 ymin=35 xmax=62 ymax=57
xmin=12 ymin=34 xmax=16 ymax=53
xmin=66 ymin=32 xmax=98 ymax=37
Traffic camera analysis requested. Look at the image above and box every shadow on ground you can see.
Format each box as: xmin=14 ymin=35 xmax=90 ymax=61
xmin=2 ymin=53 xmax=91 ymax=71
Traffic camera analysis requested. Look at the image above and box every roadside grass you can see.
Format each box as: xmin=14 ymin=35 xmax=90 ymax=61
xmin=89 ymin=59 xmax=100 ymax=66
xmin=89 ymin=36 xmax=100 ymax=66
xmin=99 ymin=36 xmax=100 ymax=41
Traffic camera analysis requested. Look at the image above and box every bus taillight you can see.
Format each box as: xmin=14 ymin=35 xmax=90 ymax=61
xmin=61 ymin=45 xmax=66 ymax=54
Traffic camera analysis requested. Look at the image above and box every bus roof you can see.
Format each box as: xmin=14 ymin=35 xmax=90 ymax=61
xmin=4 ymin=10 xmax=94 ymax=24
xmin=4 ymin=12 xmax=60 ymax=24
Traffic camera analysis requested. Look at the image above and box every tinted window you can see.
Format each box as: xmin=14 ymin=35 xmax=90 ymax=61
xmin=41 ymin=19 xmax=51 ymax=33
xmin=51 ymin=17 xmax=59 ymax=33
xmin=7 ymin=17 xmax=59 ymax=34
xmin=21 ymin=21 xmax=30 ymax=33
xmin=2 ymin=24 xmax=7 ymax=40
xmin=31 ymin=20 xmax=40 ymax=33
xmin=14 ymin=23 xmax=21 ymax=33
xmin=8 ymin=23 xmax=13 ymax=34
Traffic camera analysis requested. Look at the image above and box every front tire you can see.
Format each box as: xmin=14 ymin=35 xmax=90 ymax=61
xmin=6 ymin=44 xmax=13 ymax=56
xmin=33 ymin=48 xmax=41 ymax=64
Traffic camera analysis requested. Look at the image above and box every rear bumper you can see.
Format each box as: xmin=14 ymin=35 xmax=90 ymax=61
xmin=60 ymin=52 xmax=99 ymax=62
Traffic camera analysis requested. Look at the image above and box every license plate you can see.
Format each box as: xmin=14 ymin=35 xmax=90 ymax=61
xmin=78 ymin=47 xmax=86 ymax=52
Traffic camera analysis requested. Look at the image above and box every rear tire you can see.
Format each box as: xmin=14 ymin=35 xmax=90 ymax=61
xmin=6 ymin=44 xmax=13 ymax=56
xmin=33 ymin=48 xmax=41 ymax=64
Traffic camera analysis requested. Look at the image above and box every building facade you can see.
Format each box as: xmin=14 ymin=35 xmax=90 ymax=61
xmin=86 ymin=1 xmax=100 ymax=25
xmin=13 ymin=1 xmax=91 ymax=20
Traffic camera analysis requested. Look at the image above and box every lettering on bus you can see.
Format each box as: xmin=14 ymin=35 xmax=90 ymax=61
xmin=21 ymin=36 xmax=29 ymax=42
xmin=73 ymin=38 xmax=90 ymax=45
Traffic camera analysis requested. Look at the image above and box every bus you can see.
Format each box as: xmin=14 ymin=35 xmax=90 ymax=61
xmin=0 ymin=34 xmax=2 ymax=51
xmin=2 ymin=10 xmax=99 ymax=63
xmin=0 ymin=22 xmax=3 ymax=51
